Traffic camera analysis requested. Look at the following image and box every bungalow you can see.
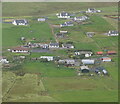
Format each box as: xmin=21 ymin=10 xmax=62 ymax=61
xmin=40 ymin=56 xmax=54 ymax=61
xmin=108 ymin=30 xmax=119 ymax=36
xmin=86 ymin=32 xmax=95 ymax=38
xmin=107 ymin=51 xmax=117 ymax=55
xmin=101 ymin=57 xmax=111 ymax=62
xmin=38 ymin=18 xmax=46 ymax=22
xmin=81 ymin=59 xmax=95 ymax=65
xmin=57 ymin=11 xmax=70 ymax=19
xmin=56 ymin=33 xmax=64 ymax=38
xmin=49 ymin=43 xmax=59 ymax=48
xmin=96 ymin=51 xmax=103 ymax=55
xmin=74 ymin=16 xmax=89 ymax=21
xmin=12 ymin=19 xmax=28 ymax=25
xmin=62 ymin=43 xmax=74 ymax=49
xmin=86 ymin=8 xmax=101 ymax=13
xmin=80 ymin=65 xmax=89 ymax=73
xmin=75 ymin=50 xmax=93 ymax=57
xmin=11 ymin=47 xmax=29 ymax=53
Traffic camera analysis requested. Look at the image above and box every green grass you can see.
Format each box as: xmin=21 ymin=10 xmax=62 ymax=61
xmin=2 ymin=22 xmax=54 ymax=47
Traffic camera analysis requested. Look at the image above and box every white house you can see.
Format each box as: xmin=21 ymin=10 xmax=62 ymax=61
xmin=101 ymin=57 xmax=111 ymax=62
xmin=108 ymin=30 xmax=119 ymax=36
xmin=38 ymin=18 xmax=46 ymax=22
xmin=12 ymin=19 xmax=28 ymax=25
xmin=11 ymin=47 xmax=29 ymax=53
xmin=86 ymin=8 xmax=101 ymax=13
xmin=40 ymin=56 xmax=54 ymax=61
xmin=60 ymin=31 xmax=68 ymax=34
xmin=75 ymin=50 xmax=93 ymax=57
xmin=74 ymin=16 xmax=89 ymax=21
xmin=62 ymin=43 xmax=74 ymax=49
xmin=0 ymin=57 xmax=9 ymax=64
xmin=57 ymin=11 xmax=70 ymax=19
xmin=49 ymin=43 xmax=59 ymax=48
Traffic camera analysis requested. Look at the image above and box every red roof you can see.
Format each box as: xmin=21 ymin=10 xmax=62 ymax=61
xmin=107 ymin=51 xmax=116 ymax=54
xmin=96 ymin=51 xmax=103 ymax=54
xmin=12 ymin=47 xmax=29 ymax=51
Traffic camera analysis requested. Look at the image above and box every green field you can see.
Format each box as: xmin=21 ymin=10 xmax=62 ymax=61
xmin=2 ymin=2 xmax=118 ymax=102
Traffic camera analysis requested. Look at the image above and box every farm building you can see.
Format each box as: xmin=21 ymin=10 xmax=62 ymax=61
xmin=86 ymin=8 xmax=101 ymax=13
xmin=101 ymin=57 xmax=111 ymax=62
xmin=80 ymin=65 xmax=89 ymax=73
xmin=11 ymin=47 xmax=29 ymax=53
xmin=96 ymin=51 xmax=103 ymax=55
xmin=74 ymin=16 xmax=89 ymax=21
xmin=12 ymin=19 xmax=28 ymax=25
xmin=75 ymin=50 xmax=93 ymax=57
xmin=40 ymin=56 xmax=54 ymax=61
xmin=62 ymin=43 xmax=74 ymax=49
xmin=86 ymin=32 xmax=95 ymax=38
xmin=107 ymin=51 xmax=117 ymax=55
xmin=95 ymin=66 xmax=108 ymax=75
xmin=81 ymin=59 xmax=95 ymax=65
xmin=108 ymin=30 xmax=119 ymax=36
xmin=56 ymin=33 xmax=64 ymax=38
xmin=57 ymin=11 xmax=70 ymax=19
xmin=49 ymin=43 xmax=59 ymax=48
xmin=38 ymin=18 xmax=46 ymax=22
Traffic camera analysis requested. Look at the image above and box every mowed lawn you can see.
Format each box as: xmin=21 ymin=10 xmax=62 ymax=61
xmin=2 ymin=21 xmax=54 ymax=47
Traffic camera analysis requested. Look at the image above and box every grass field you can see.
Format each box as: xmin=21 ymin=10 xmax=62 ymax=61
xmin=2 ymin=2 xmax=118 ymax=102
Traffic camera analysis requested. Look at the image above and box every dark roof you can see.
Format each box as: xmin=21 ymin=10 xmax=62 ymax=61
xmin=15 ymin=19 xmax=28 ymax=24
xmin=60 ymin=12 xmax=70 ymax=16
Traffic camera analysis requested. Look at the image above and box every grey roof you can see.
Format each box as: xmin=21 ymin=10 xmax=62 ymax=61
xmin=49 ymin=43 xmax=59 ymax=46
xmin=63 ymin=43 xmax=73 ymax=47
xmin=75 ymin=50 xmax=93 ymax=54
xmin=65 ymin=21 xmax=73 ymax=25
xmin=109 ymin=30 xmax=118 ymax=34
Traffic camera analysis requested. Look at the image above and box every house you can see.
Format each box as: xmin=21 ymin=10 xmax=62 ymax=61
xmin=81 ymin=59 xmax=95 ymax=65
xmin=12 ymin=19 xmax=28 ymax=25
xmin=49 ymin=43 xmax=59 ymax=48
xmin=60 ymin=21 xmax=74 ymax=27
xmin=0 ymin=56 xmax=9 ymax=64
xmin=75 ymin=50 xmax=93 ymax=57
xmin=60 ymin=31 xmax=68 ymax=34
xmin=80 ymin=65 xmax=89 ymax=73
xmin=38 ymin=18 xmax=46 ymax=22
xmin=74 ymin=16 xmax=89 ymax=21
xmin=11 ymin=47 xmax=29 ymax=53
xmin=107 ymin=51 xmax=117 ymax=55
xmin=62 ymin=43 xmax=74 ymax=49
xmin=108 ymin=30 xmax=119 ymax=36
xmin=96 ymin=51 xmax=103 ymax=55
xmin=101 ymin=57 xmax=111 ymax=62
xmin=58 ymin=59 xmax=75 ymax=65
xmin=86 ymin=32 xmax=95 ymax=38
xmin=57 ymin=11 xmax=70 ymax=19
xmin=40 ymin=56 xmax=54 ymax=61
xmin=56 ymin=33 xmax=64 ymax=38
xmin=40 ymin=44 xmax=49 ymax=49
xmin=86 ymin=8 xmax=101 ymax=13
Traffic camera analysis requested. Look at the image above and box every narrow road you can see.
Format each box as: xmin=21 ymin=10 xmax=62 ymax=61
xmin=47 ymin=22 xmax=59 ymax=43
